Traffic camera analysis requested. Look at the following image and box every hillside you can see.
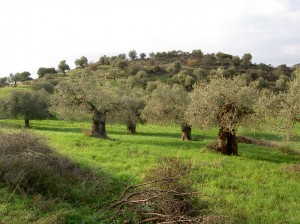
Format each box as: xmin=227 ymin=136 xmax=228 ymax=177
xmin=0 ymin=49 xmax=298 ymax=96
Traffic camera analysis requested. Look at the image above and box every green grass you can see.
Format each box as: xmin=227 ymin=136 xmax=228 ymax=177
xmin=0 ymin=119 xmax=300 ymax=223
xmin=0 ymin=84 xmax=31 ymax=98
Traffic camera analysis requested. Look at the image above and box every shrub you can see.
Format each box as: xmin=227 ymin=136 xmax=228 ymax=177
xmin=0 ymin=131 xmax=105 ymax=202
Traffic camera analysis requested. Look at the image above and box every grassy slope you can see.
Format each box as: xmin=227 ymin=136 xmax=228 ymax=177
xmin=0 ymin=84 xmax=31 ymax=98
xmin=0 ymin=119 xmax=299 ymax=223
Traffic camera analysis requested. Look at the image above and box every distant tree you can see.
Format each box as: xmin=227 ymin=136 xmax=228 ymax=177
xmin=241 ymin=53 xmax=252 ymax=67
xmin=112 ymin=82 xmax=146 ymax=133
xmin=149 ymin=52 xmax=155 ymax=59
xmin=142 ymin=83 xmax=191 ymax=140
xmin=191 ymin=49 xmax=203 ymax=58
xmin=140 ymin=52 xmax=146 ymax=60
xmin=18 ymin=71 xmax=31 ymax=81
xmin=37 ymin=67 xmax=57 ymax=78
xmin=9 ymin=73 xmax=23 ymax=86
xmin=128 ymin=50 xmax=137 ymax=60
xmin=272 ymin=64 xmax=292 ymax=78
xmin=254 ymin=84 xmax=300 ymax=141
xmin=231 ymin=56 xmax=241 ymax=66
xmin=0 ymin=90 xmax=49 ymax=128
xmin=267 ymin=68 xmax=300 ymax=139
xmin=186 ymin=77 xmax=258 ymax=155
xmin=58 ymin=60 xmax=70 ymax=75
xmin=0 ymin=77 xmax=8 ymax=87
xmin=75 ymin=56 xmax=88 ymax=69
xmin=118 ymin=54 xmax=126 ymax=60
xmin=258 ymin=63 xmax=271 ymax=71
xmin=51 ymin=77 xmax=117 ymax=138
xmin=98 ymin=55 xmax=110 ymax=65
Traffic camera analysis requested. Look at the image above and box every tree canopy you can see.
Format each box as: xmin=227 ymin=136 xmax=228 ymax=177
xmin=37 ymin=67 xmax=57 ymax=78
xmin=75 ymin=56 xmax=88 ymax=69
xmin=51 ymin=77 xmax=117 ymax=138
xmin=0 ymin=90 xmax=49 ymax=128
xmin=58 ymin=60 xmax=70 ymax=74
xmin=142 ymin=83 xmax=191 ymax=140
xmin=187 ymin=77 xmax=258 ymax=154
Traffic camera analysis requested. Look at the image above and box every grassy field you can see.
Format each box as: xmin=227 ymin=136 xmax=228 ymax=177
xmin=0 ymin=119 xmax=300 ymax=223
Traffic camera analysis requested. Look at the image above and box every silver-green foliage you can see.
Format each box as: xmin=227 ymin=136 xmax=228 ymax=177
xmin=142 ymin=83 xmax=189 ymax=125
xmin=0 ymin=90 xmax=48 ymax=121
xmin=186 ymin=77 xmax=258 ymax=131
xmin=51 ymin=77 xmax=116 ymax=120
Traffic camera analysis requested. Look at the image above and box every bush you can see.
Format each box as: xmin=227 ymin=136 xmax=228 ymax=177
xmin=0 ymin=131 xmax=105 ymax=202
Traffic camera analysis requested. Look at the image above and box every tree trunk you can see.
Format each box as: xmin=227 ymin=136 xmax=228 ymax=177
xmin=127 ymin=121 xmax=136 ymax=134
xmin=216 ymin=127 xmax=238 ymax=155
xmin=181 ymin=125 xmax=192 ymax=141
xmin=91 ymin=109 xmax=108 ymax=138
xmin=24 ymin=117 xmax=30 ymax=128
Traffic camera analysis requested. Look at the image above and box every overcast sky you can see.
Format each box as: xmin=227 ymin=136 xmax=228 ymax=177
xmin=0 ymin=0 xmax=299 ymax=78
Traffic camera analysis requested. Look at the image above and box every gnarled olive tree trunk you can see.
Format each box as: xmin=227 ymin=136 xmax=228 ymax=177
xmin=181 ymin=124 xmax=192 ymax=141
xmin=91 ymin=109 xmax=108 ymax=138
xmin=126 ymin=121 xmax=136 ymax=134
xmin=216 ymin=126 xmax=238 ymax=155
xmin=24 ymin=115 xmax=30 ymax=128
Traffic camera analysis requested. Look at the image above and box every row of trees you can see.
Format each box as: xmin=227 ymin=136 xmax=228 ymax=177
xmin=49 ymin=67 xmax=299 ymax=155
xmin=1 ymin=67 xmax=299 ymax=155
xmin=0 ymin=72 xmax=32 ymax=87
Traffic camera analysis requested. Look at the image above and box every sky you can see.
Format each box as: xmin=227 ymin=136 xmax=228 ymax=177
xmin=0 ymin=0 xmax=299 ymax=78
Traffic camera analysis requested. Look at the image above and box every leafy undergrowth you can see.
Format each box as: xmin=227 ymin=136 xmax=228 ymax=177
xmin=0 ymin=119 xmax=300 ymax=223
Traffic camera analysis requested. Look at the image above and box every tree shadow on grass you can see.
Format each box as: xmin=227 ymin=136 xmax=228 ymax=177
xmin=110 ymin=130 xmax=182 ymax=139
xmin=32 ymin=125 xmax=82 ymax=133
xmin=0 ymin=120 xmax=83 ymax=134
xmin=239 ymin=143 xmax=300 ymax=164
xmin=0 ymin=131 xmax=128 ymax=223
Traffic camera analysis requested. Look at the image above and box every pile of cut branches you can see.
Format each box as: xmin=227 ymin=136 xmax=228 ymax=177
xmin=110 ymin=157 xmax=208 ymax=223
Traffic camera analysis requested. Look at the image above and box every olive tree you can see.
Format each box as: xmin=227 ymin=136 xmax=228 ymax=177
xmin=37 ymin=67 xmax=57 ymax=78
xmin=128 ymin=50 xmax=137 ymax=60
xmin=0 ymin=77 xmax=8 ymax=87
xmin=58 ymin=60 xmax=70 ymax=74
xmin=140 ymin=52 xmax=146 ymax=60
xmin=187 ymin=77 xmax=258 ymax=155
xmin=142 ymin=83 xmax=191 ymax=140
xmin=75 ymin=56 xmax=88 ymax=69
xmin=0 ymin=90 xmax=49 ymax=128
xmin=51 ymin=77 xmax=117 ymax=138
xmin=112 ymin=81 xmax=146 ymax=133
xmin=256 ymin=68 xmax=300 ymax=140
